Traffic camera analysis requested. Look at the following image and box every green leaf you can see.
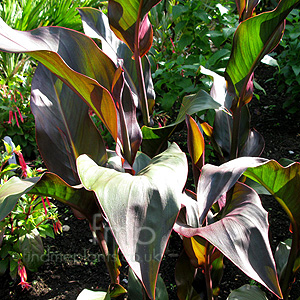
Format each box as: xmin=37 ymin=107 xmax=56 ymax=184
xmin=0 ymin=177 xmax=39 ymax=221
xmin=227 ymin=284 xmax=268 ymax=299
xmin=108 ymin=283 xmax=127 ymax=298
xmin=244 ymin=161 xmax=300 ymax=240
xmin=0 ymin=258 xmax=9 ymax=276
xmin=128 ymin=267 xmax=169 ymax=300
xmin=31 ymin=65 xmax=107 ymax=185
xmin=133 ymin=151 xmax=151 ymax=174
xmin=77 ymin=289 xmax=111 ymax=300
xmin=175 ymin=182 xmax=282 ymax=298
xmin=0 ymin=18 xmax=118 ymax=142
xmin=275 ymin=239 xmax=292 ymax=278
xmin=19 ymin=228 xmax=44 ymax=271
xmin=0 ymin=173 xmax=100 ymax=223
xmin=244 ymin=160 xmax=300 ymax=283
xmin=175 ymin=250 xmax=199 ymax=300
xmin=142 ymin=90 xmax=221 ymax=157
xmin=77 ymin=143 xmax=187 ymax=300
xmin=225 ymin=0 xmax=300 ymax=99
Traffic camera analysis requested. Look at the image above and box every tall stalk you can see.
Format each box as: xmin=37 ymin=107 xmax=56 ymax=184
xmin=92 ymin=217 xmax=120 ymax=284
xmin=134 ymin=0 xmax=151 ymax=126
xmin=205 ymin=242 xmax=214 ymax=300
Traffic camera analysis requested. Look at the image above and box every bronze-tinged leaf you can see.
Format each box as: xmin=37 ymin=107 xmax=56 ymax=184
xmin=0 ymin=18 xmax=118 ymax=142
xmin=107 ymin=0 xmax=161 ymax=56
xmin=77 ymin=143 xmax=187 ymax=300
xmin=175 ymin=182 xmax=282 ymax=298
xmin=225 ymin=0 xmax=299 ymax=101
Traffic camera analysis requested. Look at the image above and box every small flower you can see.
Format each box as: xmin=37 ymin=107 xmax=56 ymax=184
xmin=41 ymin=197 xmax=48 ymax=215
xmin=53 ymin=219 xmax=62 ymax=234
xmin=45 ymin=196 xmax=51 ymax=208
xmin=170 ymin=37 xmax=176 ymax=53
xmin=8 ymin=110 xmax=13 ymax=124
xmin=6 ymin=90 xmax=24 ymax=127
xmin=14 ymin=150 xmax=27 ymax=178
xmin=17 ymin=261 xmax=31 ymax=290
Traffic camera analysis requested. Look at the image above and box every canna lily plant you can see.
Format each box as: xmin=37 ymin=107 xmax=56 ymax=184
xmin=0 ymin=0 xmax=300 ymax=299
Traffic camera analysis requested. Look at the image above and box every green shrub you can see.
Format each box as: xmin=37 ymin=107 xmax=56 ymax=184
xmin=149 ymin=0 xmax=238 ymax=115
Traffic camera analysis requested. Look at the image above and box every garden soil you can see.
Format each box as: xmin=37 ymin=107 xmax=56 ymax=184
xmin=0 ymin=65 xmax=300 ymax=299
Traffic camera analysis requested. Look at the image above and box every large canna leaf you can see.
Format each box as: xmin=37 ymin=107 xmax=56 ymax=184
xmin=78 ymin=7 xmax=155 ymax=107
xmin=77 ymin=143 xmax=188 ymax=300
xmin=174 ymin=182 xmax=282 ymax=298
xmin=31 ymin=65 xmax=107 ymax=185
xmin=227 ymin=284 xmax=268 ymax=299
xmin=244 ymin=160 xmax=300 ymax=272
xmin=197 ymin=157 xmax=267 ymax=224
xmin=244 ymin=160 xmax=300 ymax=231
xmin=107 ymin=0 xmax=162 ymax=56
xmin=0 ymin=18 xmax=118 ymax=142
xmin=225 ymin=0 xmax=300 ymax=100
xmin=142 ymin=90 xmax=221 ymax=157
xmin=0 ymin=173 xmax=100 ymax=223
xmin=111 ymin=66 xmax=142 ymax=167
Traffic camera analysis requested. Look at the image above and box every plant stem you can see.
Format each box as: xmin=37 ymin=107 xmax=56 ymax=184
xmin=280 ymin=222 xmax=299 ymax=299
xmin=134 ymin=0 xmax=150 ymax=126
xmin=230 ymin=100 xmax=242 ymax=160
xmin=205 ymin=242 xmax=214 ymax=300
xmin=93 ymin=220 xmax=120 ymax=284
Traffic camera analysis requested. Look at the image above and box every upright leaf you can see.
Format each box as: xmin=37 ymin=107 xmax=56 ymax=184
xmin=77 ymin=143 xmax=188 ymax=300
xmin=175 ymin=183 xmax=282 ymax=298
xmin=107 ymin=0 xmax=162 ymax=56
xmin=78 ymin=8 xmax=155 ymax=107
xmin=186 ymin=115 xmax=205 ymax=170
xmin=32 ymin=65 xmax=107 ymax=185
xmin=111 ymin=66 xmax=142 ymax=167
xmin=197 ymin=157 xmax=267 ymax=224
xmin=225 ymin=0 xmax=300 ymax=100
xmin=244 ymin=160 xmax=300 ymax=279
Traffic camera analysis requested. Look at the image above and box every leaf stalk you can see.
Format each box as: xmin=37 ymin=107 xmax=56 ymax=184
xmin=134 ymin=0 xmax=150 ymax=126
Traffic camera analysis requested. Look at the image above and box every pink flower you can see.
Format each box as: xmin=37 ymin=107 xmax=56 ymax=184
xmin=17 ymin=261 xmax=31 ymax=290
xmin=8 ymin=110 xmax=13 ymax=124
xmin=170 ymin=37 xmax=176 ymax=53
xmin=41 ymin=197 xmax=48 ymax=215
xmin=14 ymin=150 xmax=27 ymax=178
xmin=6 ymin=90 xmax=24 ymax=127
xmin=53 ymin=219 xmax=62 ymax=234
